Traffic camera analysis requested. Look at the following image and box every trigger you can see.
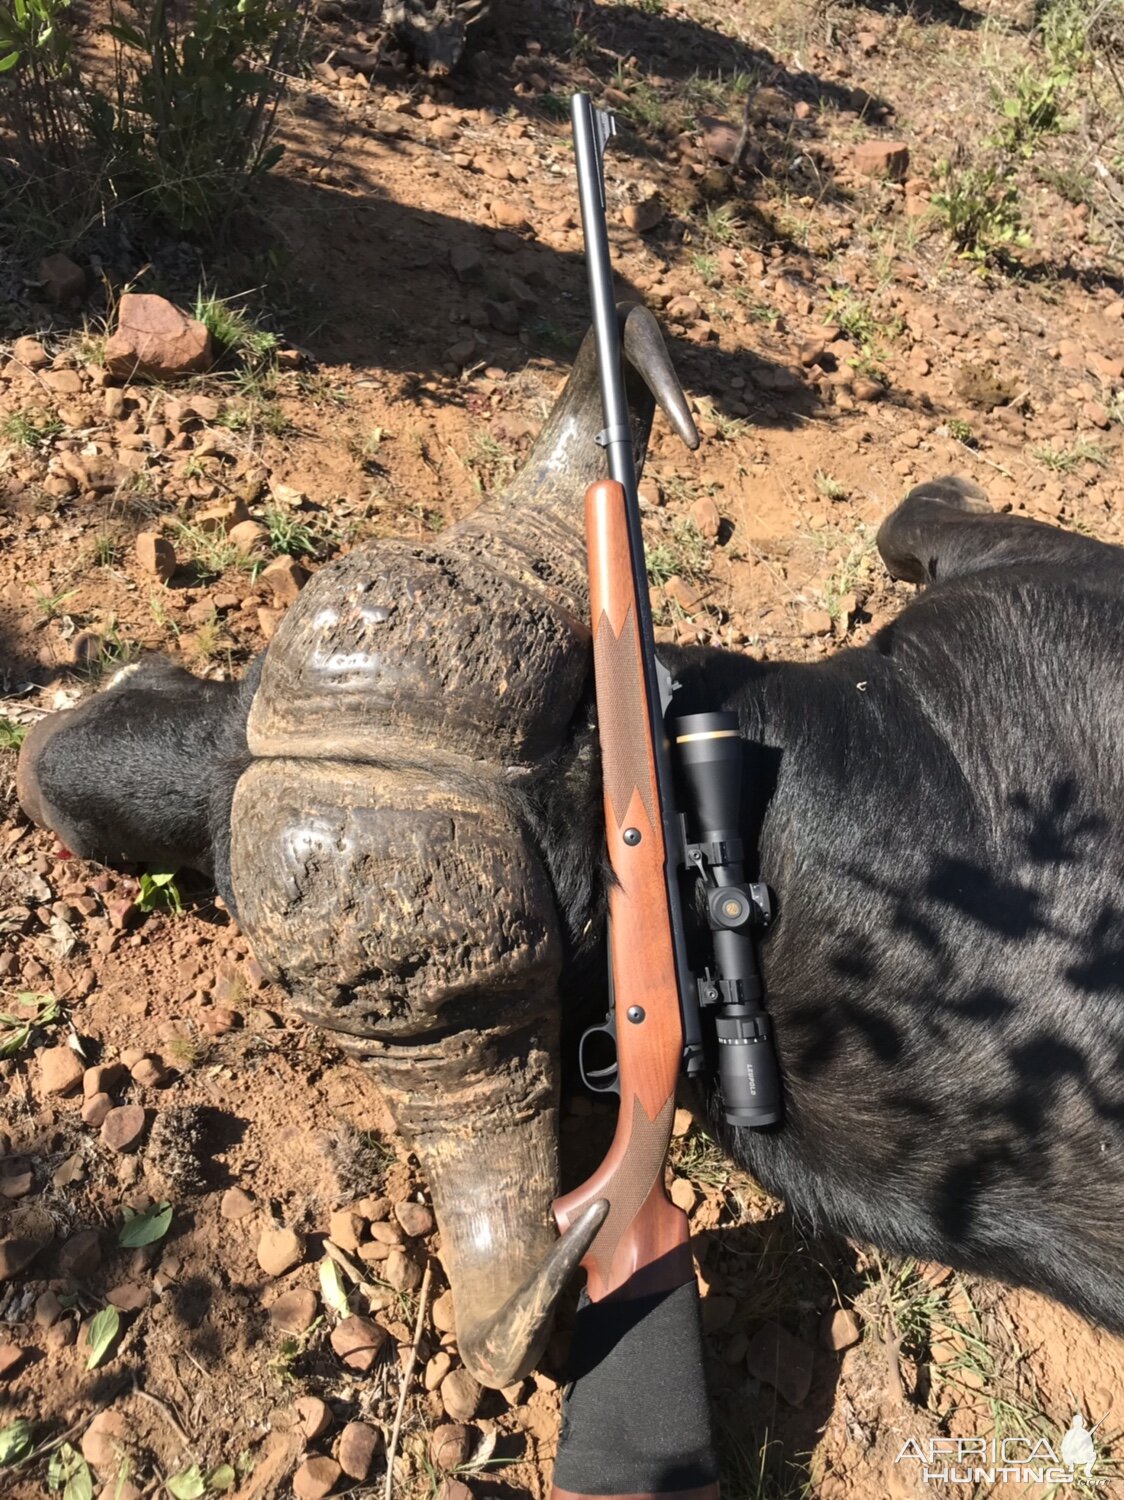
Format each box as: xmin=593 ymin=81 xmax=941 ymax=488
xmin=578 ymin=1020 xmax=620 ymax=1096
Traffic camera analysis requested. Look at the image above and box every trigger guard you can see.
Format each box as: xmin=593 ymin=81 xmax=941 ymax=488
xmin=579 ymin=1019 xmax=620 ymax=1096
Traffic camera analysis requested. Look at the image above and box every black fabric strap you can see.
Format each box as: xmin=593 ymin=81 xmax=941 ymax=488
xmin=552 ymin=1280 xmax=720 ymax=1496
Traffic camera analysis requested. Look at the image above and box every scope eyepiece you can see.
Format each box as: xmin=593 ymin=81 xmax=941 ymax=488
xmin=715 ymin=1010 xmax=783 ymax=1127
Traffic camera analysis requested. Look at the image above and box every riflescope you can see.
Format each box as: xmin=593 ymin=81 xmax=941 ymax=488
xmin=672 ymin=711 xmax=783 ymax=1128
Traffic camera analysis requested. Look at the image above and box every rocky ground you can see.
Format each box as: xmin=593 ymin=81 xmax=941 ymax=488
xmin=2 ymin=0 xmax=1124 ymax=1495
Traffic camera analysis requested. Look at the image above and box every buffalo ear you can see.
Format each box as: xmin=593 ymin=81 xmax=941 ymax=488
xmin=17 ymin=655 xmax=255 ymax=879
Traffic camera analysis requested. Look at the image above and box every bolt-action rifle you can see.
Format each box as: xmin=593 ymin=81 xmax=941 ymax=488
xmin=550 ymin=94 xmax=784 ymax=1500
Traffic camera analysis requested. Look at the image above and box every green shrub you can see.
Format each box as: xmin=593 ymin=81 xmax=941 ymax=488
xmin=1 ymin=0 xmax=304 ymax=242
xmin=932 ymin=158 xmax=1031 ymax=263
xmin=96 ymin=0 xmax=301 ymax=233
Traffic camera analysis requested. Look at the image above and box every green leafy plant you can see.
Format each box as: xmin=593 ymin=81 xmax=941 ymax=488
xmin=263 ymin=505 xmax=317 ymax=559
xmin=815 ymin=471 xmax=848 ymax=501
xmin=1 ymin=408 xmax=64 ymax=448
xmin=0 ymin=0 xmax=82 ymax=185
xmin=48 ymin=1442 xmax=93 ymax=1500
xmin=166 ymin=1467 xmax=205 ymax=1499
xmin=993 ymin=65 xmax=1069 ymax=156
xmin=194 ymin=291 xmax=279 ymax=368
xmin=85 ymin=1305 xmax=121 ymax=1369
xmin=118 ymin=1200 xmax=173 ymax=1247
xmin=0 ymin=1419 xmax=34 ymax=1465
xmin=0 ymin=720 xmax=27 ymax=750
xmin=645 ymin=518 xmax=712 ymax=587
xmin=948 ymin=418 xmax=978 ymax=446
xmin=137 ymin=866 xmax=183 ymax=914
xmin=137 ymin=864 xmax=183 ymax=912
xmin=0 ymin=993 xmax=60 ymax=1056
xmin=1032 ymin=438 xmax=1108 ymax=472
xmin=95 ymin=0 xmax=303 ymax=233
xmin=932 ymin=158 xmax=1031 ymax=263
xmin=32 ymin=585 xmax=75 ymax=618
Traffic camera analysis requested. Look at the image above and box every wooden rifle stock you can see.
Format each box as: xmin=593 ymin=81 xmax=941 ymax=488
xmin=553 ymin=478 xmax=691 ymax=1300
xmin=550 ymin=480 xmax=720 ymax=1500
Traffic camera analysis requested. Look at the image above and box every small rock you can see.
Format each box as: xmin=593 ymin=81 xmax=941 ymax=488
xmin=292 ymin=1456 xmax=341 ymax=1500
xmin=81 ymin=1409 xmax=130 ymax=1471
xmin=394 ymin=1200 xmax=435 ymax=1238
xmin=0 ymin=1343 xmax=24 ymax=1379
xmin=799 ymin=339 xmax=826 ymax=368
xmin=45 ymin=367 xmax=83 ymax=395
xmin=261 ymin=555 xmax=308 ymax=604
xmin=257 ymin=607 xmax=285 ymax=642
xmin=484 ymin=299 xmax=519 ymax=334
xmin=228 ymin=520 xmax=268 ymax=556
xmin=384 ymin=1248 xmax=423 ymax=1292
xmin=665 ymin=576 xmax=703 ymax=615
xmin=0 ymin=1159 xmax=33 ymax=1198
xmin=430 ymin=1423 xmax=472 ymax=1470
xmin=329 ymin=1208 xmax=364 ymax=1251
xmin=802 ymin=609 xmax=833 ymax=637
xmin=40 ymin=1044 xmax=84 ymax=1096
xmin=106 ymin=898 xmax=139 ymax=931
xmin=82 ymin=1093 xmax=114 ymax=1129
xmin=58 ymin=1228 xmax=101 ymax=1278
xmin=295 ymin=1394 xmax=332 ymax=1441
xmin=430 ymin=1294 xmax=458 ymax=1340
xmin=852 ymin=140 xmax=910 ymax=182
xmin=195 ymin=497 xmax=250 ymax=535
xmin=450 ymin=244 xmax=484 ymax=283
xmin=104 ymin=293 xmax=213 ymax=382
xmin=622 ymin=196 xmax=663 ymax=233
xmin=745 ymin=1321 xmax=815 ymax=1406
xmin=669 ymin=1176 xmax=697 ymax=1213
xmin=136 ymin=532 xmax=176 ymax=582
xmin=701 ymin=1294 xmax=736 ymax=1333
xmin=39 ymin=253 xmax=86 ymax=305
xmin=440 ymin=1367 xmax=482 ymax=1422
xmin=106 ymin=1281 xmax=151 ymax=1312
xmin=84 ymin=1063 xmax=127 ymax=1099
xmin=330 ymin=1314 xmax=388 ymax=1372
xmin=104 ymin=387 xmax=126 ymax=420
xmin=851 ymin=376 xmax=883 ymax=403
xmin=130 ymin=1054 xmax=166 ymax=1088
xmin=338 ymin=1421 xmax=382 ymax=1481
xmin=438 ymin=1481 xmax=473 ymax=1500
xmin=257 ymin=1227 xmax=305 ymax=1277
xmin=368 ymin=1221 xmax=404 ymax=1246
xmin=690 ymin=495 xmax=721 ymax=539
xmin=672 ymin=1106 xmax=694 ymax=1137
xmin=13 ymin=336 xmax=49 ymax=370
xmin=426 ymin=1350 xmax=453 ymax=1390
xmin=700 ymin=115 xmax=741 ymax=163
xmin=35 ymin=1290 xmax=63 ymax=1327
xmin=101 ymin=1105 xmax=147 ymax=1154
xmin=667 ymin=295 xmax=702 ymax=323
xmin=221 ymin=1186 xmax=255 ymax=1219
xmin=270 ymin=1288 xmax=318 ymax=1334
xmin=53 ymin=1153 xmax=86 ymax=1187
xmin=490 ymin=200 xmax=531 ymax=232
xmin=820 ymin=1306 xmax=861 ymax=1351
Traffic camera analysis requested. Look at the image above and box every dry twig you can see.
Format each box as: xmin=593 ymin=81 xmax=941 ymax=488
xmin=383 ymin=1259 xmax=433 ymax=1500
